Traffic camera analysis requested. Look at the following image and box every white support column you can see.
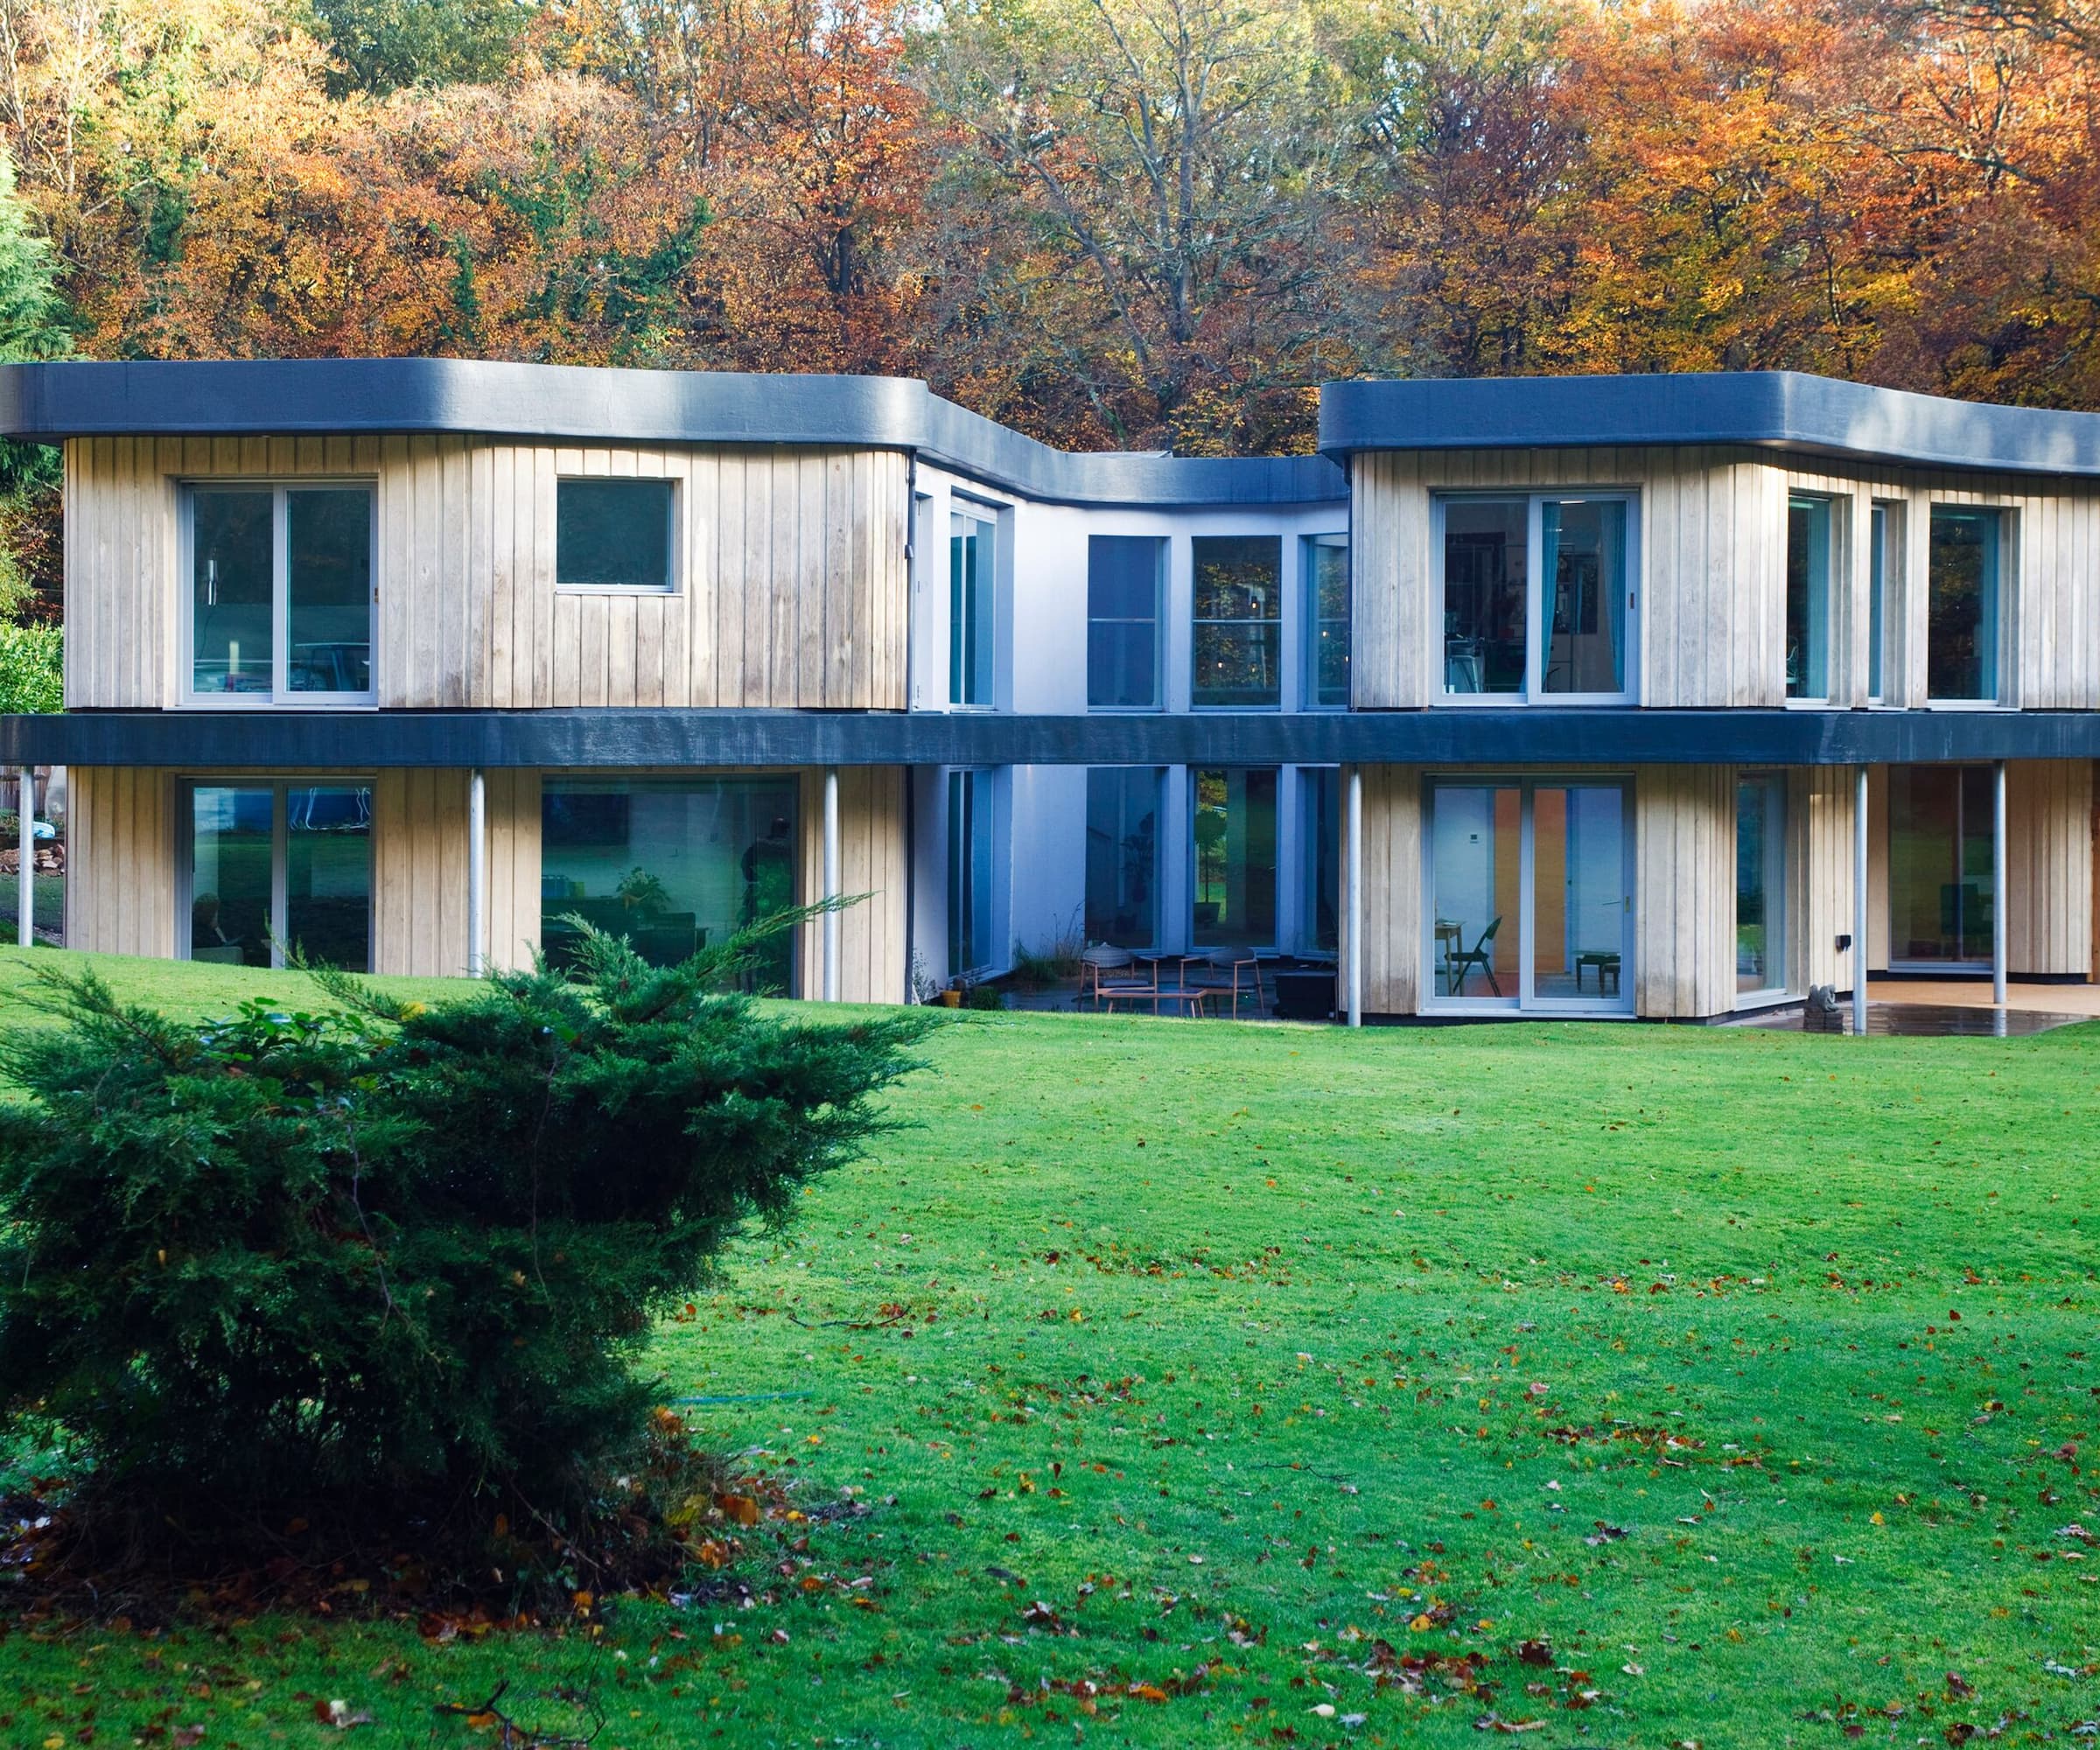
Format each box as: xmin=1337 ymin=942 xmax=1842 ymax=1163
xmin=1346 ymin=766 xmax=1363 ymax=1027
xmin=1852 ymin=765 xmax=1869 ymax=1037
xmin=466 ymin=768 xmax=486 ymax=976
xmin=15 ymin=766 xmax=32 ymax=951
xmin=1992 ymin=760 xmax=2008 ymax=1007
xmin=822 ymin=766 xmax=841 ymax=1003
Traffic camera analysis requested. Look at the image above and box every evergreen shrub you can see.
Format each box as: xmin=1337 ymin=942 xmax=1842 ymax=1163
xmin=0 ymin=923 xmax=927 ymax=1547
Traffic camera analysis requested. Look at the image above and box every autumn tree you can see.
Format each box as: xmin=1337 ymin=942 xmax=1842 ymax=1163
xmin=305 ymin=0 xmax=536 ymax=96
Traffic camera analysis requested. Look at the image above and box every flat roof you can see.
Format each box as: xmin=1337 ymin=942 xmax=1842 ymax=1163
xmin=1317 ymin=370 xmax=2100 ymax=478
xmin=0 ymin=359 xmax=1345 ymax=510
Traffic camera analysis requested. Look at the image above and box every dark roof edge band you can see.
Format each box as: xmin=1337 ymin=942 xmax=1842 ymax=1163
xmin=1317 ymin=370 xmax=2100 ymax=479
xmin=0 ymin=359 xmax=1345 ymax=509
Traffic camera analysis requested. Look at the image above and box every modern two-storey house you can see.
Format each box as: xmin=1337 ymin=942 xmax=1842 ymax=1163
xmin=1 ymin=360 xmax=2094 ymax=1021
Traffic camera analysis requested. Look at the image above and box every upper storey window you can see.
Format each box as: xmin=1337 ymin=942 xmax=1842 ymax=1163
xmin=1087 ymin=536 xmax=1163 ymax=710
xmin=1192 ymin=535 xmax=1281 ymax=708
xmin=556 ymin=478 xmax=675 ymax=591
xmin=1786 ymin=494 xmax=1833 ymax=700
xmin=189 ymin=485 xmax=374 ymax=703
xmin=1928 ymin=508 xmax=2001 ymax=703
xmin=1439 ymin=494 xmax=1634 ymax=703
xmin=950 ymin=508 xmax=996 ymax=707
xmin=1303 ymin=533 xmax=1350 ymax=709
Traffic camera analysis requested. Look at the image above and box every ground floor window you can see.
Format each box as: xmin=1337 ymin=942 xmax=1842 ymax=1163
xmin=1427 ymin=778 xmax=1631 ymax=1011
xmin=186 ymin=780 xmax=372 ymax=970
xmin=1736 ymin=774 xmax=1788 ymax=996
xmin=948 ymin=768 xmax=996 ymax=976
xmin=1300 ymin=767 xmax=1340 ymax=954
xmin=1192 ymin=767 xmax=1277 ymax=947
xmin=541 ymin=776 xmax=796 ymax=989
xmin=1888 ymin=763 xmax=1993 ymax=965
xmin=1084 ymin=766 xmax=1159 ymax=948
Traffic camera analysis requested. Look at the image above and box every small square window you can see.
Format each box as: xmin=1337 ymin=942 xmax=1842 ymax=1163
xmin=556 ymin=478 xmax=675 ymax=591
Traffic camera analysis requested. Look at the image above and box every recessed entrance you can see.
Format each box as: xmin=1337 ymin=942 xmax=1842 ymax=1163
xmin=1426 ymin=778 xmax=1633 ymax=1013
xmin=1887 ymin=764 xmax=1994 ymax=969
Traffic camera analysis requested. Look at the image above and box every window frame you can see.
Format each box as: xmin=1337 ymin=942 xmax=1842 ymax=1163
xmin=1432 ymin=491 xmax=1640 ymax=706
xmin=178 ymin=776 xmax=375 ymax=971
xmin=947 ymin=766 xmax=998 ymax=976
xmin=1187 ymin=764 xmax=1281 ymax=949
xmin=948 ymin=505 xmax=998 ymax=710
xmin=553 ymin=475 xmax=680 ymax=594
xmin=1301 ymin=532 xmax=1350 ymax=711
xmin=1784 ymin=493 xmax=1836 ymax=704
xmin=1189 ymin=534 xmax=1284 ymax=711
xmin=1734 ymin=770 xmax=1789 ymax=1004
xmin=1085 ymin=535 xmax=1166 ymax=712
xmin=181 ymin=480 xmax=378 ymax=708
xmin=1925 ymin=504 xmax=2006 ymax=708
xmin=1866 ymin=500 xmax=1901 ymax=705
xmin=1083 ymin=765 xmax=1164 ymax=948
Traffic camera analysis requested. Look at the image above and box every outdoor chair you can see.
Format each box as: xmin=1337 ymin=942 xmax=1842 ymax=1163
xmin=1081 ymin=944 xmax=1152 ymax=1011
xmin=1446 ymin=916 xmax=1502 ymax=997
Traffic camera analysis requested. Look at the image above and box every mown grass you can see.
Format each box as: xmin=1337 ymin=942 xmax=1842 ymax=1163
xmin=0 ymin=948 xmax=2096 ymax=1748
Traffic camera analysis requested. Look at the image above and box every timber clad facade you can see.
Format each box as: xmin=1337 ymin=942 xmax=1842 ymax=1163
xmin=8 ymin=358 xmax=2100 ymax=1020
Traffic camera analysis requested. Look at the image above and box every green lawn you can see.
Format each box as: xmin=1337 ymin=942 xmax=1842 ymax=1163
xmin=0 ymin=948 xmax=2096 ymax=1748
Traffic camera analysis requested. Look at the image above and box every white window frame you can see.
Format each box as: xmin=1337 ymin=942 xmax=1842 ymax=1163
xmin=177 ymin=776 xmax=376 ymax=970
xmin=1924 ymin=502 xmax=2010 ymax=710
xmin=948 ymin=503 xmax=998 ymax=710
xmin=1784 ymin=493 xmax=1838 ymax=705
xmin=1085 ymin=534 xmax=1166 ymax=713
xmin=181 ymin=480 xmax=378 ymax=708
xmin=1301 ymin=532 xmax=1350 ymax=711
xmin=553 ymin=474 xmax=681 ymax=594
xmin=1432 ymin=492 xmax=1641 ymax=706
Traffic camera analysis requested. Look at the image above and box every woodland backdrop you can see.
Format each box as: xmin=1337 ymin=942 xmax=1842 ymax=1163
xmin=0 ymin=0 xmax=2098 ymax=606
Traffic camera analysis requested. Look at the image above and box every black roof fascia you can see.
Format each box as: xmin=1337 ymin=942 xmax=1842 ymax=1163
xmin=1317 ymin=371 xmax=2100 ymax=479
xmin=7 ymin=708 xmax=2097 ymax=769
xmin=0 ymin=359 xmax=1345 ymax=509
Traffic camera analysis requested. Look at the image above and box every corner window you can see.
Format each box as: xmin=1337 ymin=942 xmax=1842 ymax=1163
xmin=1786 ymin=494 xmax=1832 ymax=700
xmin=556 ymin=478 xmax=675 ymax=591
xmin=189 ymin=485 xmax=374 ymax=701
xmin=1928 ymin=508 xmax=2000 ymax=702
xmin=949 ymin=509 xmax=996 ymax=707
xmin=1439 ymin=494 xmax=1633 ymax=701
xmin=1084 ymin=766 xmax=1159 ymax=948
xmin=948 ymin=768 xmax=996 ymax=973
xmin=1192 ymin=536 xmax=1281 ymax=708
xmin=1087 ymin=536 xmax=1163 ymax=710
xmin=1192 ymin=766 xmax=1277 ymax=946
xmin=1303 ymin=534 xmax=1349 ymax=709
xmin=185 ymin=780 xmax=372 ymax=970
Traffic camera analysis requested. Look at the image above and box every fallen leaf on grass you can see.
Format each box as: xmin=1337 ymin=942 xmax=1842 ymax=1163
xmin=1474 ymin=1715 xmax=1546 ymax=1732
xmin=1584 ymin=1523 xmax=1629 ymax=1546
xmin=313 ymin=1698 xmax=374 ymax=1730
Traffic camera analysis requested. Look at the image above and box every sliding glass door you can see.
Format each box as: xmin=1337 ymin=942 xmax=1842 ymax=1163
xmin=187 ymin=780 xmax=372 ymax=970
xmin=1427 ymin=778 xmax=1632 ymax=1012
xmin=1888 ymin=764 xmax=1993 ymax=967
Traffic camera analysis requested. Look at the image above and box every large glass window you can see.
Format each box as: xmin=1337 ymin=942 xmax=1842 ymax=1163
xmin=948 ymin=768 xmax=996 ymax=974
xmin=1084 ymin=767 xmax=1159 ymax=948
xmin=1192 ymin=536 xmax=1281 ymax=707
xmin=187 ymin=780 xmax=372 ymax=971
xmin=1304 ymin=534 xmax=1350 ymax=709
xmin=1191 ymin=767 xmax=1277 ymax=946
xmin=1786 ymin=495 xmax=1832 ymax=699
xmin=1442 ymin=495 xmax=1632 ymax=700
xmin=191 ymin=484 xmax=373 ymax=700
xmin=1888 ymin=764 xmax=1993 ymax=965
xmin=950 ymin=509 xmax=996 ymax=707
xmin=556 ymin=479 xmax=674 ymax=590
xmin=1928 ymin=508 xmax=2000 ymax=701
xmin=1087 ymin=536 xmax=1163 ymax=710
xmin=1428 ymin=778 xmax=1631 ymax=1011
xmin=1736 ymin=774 xmax=1787 ymax=996
xmin=541 ymin=777 xmax=797 ymax=990
xmin=1299 ymin=766 xmax=1340 ymax=953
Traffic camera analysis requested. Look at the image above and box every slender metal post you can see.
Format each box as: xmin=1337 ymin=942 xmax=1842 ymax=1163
xmin=1992 ymin=760 xmax=2008 ymax=1007
xmin=822 ymin=766 xmax=841 ymax=1003
xmin=1346 ymin=766 xmax=1363 ymax=1027
xmin=1852 ymin=766 xmax=1869 ymax=1037
xmin=466 ymin=767 xmax=486 ymax=976
xmin=15 ymin=767 xmax=32 ymax=951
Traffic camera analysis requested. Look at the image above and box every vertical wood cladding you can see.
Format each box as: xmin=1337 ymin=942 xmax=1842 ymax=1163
xmin=796 ymin=766 xmax=908 ymax=1004
xmin=1633 ymin=765 xmax=1736 ymax=1018
xmin=1338 ymin=763 xmax=1424 ymax=1017
xmin=65 ymin=766 xmax=175 ymax=958
xmin=1351 ymin=444 xmax=2100 ymax=710
xmin=64 ymin=437 xmax=908 ymax=712
xmin=2006 ymin=758 xmax=2094 ymax=976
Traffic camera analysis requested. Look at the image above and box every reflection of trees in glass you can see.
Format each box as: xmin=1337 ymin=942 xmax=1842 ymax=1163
xmin=1194 ymin=773 xmax=1228 ymax=914
xmin=1192 ymin=536 xmax=1280 ymax=705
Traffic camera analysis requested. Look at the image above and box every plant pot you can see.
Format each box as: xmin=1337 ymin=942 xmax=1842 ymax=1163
xmin=939 ymin=989 xmax=962 ymax=1008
